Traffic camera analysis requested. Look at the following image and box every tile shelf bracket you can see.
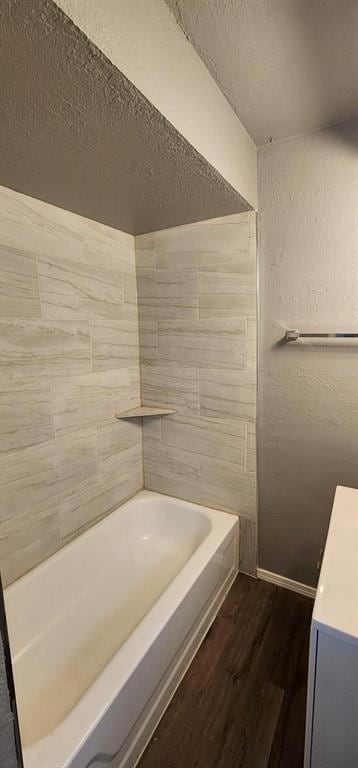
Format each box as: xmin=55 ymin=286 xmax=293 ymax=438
xmin=115 ymin=405 xmax=176 ymax=420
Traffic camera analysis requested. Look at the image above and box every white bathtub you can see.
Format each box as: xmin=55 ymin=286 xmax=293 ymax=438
xmin=5 ymin=491 xmax=238 ymax=768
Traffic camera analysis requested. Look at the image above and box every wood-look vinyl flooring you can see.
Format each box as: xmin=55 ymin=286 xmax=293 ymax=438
xmin=138 ymin=573 xmax=313 ymax=768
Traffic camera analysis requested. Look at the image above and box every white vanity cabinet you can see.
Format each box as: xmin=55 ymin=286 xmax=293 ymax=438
xmin=305 ymin=486 xmax=358 ymax=768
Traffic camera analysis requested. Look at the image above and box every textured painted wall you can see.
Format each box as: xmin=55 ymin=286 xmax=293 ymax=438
xmin=258 ymin=121 xmax=358 ymax=586
xmin=166 ymin=0 xmax=358 ymax=145
xmin=0 ymin=185 xmax=143 ymax=586
xmin=0 ymin=631 xmax=18 ymax=768
xmin=136 ymin=213 xmax=257 ymax=575
xmin=0 ymin=577 xmax=20 ymax=768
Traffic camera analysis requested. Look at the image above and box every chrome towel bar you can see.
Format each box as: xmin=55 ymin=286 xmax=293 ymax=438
xmin=285 ymin=330 xmax=358 ymax=342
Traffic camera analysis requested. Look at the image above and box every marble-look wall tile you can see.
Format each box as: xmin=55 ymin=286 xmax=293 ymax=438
xmin=91 ymin=319 xmax=139 ymax=372
xmin=123 ymin=274 xmax=138 ymax=319
xmin=161 ymin=415 xmax=246 ymax=465
xmin=97 ymin=419 xmax=142 ymax=461
xmin=0 ymin=196 xmax=256 ymax=584
xmin=60 ymin=468 xmax=143 ymax=543
xmin=0 ymin=319 xmax=91 ymax=377
xmin=143 ymin=473 xmax=202 ymax=505
xmin=0 ymin=185 xmax=83 ymax=263
xmin=0 ymin=508 xmax=61 ymax=586
xmin=248 ymin=210 xmax=257 ymax=238
xmin=0 ymin=185 xmax=141 ymax=583
xmin=135 ymin=234 xmax=156 ymax=270
xmin=54 ymin=428 xmax=99 ymax=491
xmin=239 ymin=516 xmax=257 ymax=577
xmin=58 ymin=475 xmax=104 ymax=540
xmin=78 ymin=226 xmax=135 ymax=275
xmin=0 ymin=440 xmax=54 ymax=523
xmin=128 ymin=366 xmax=141 ymax=403
xmin=136 ymin=212 xmax=257 ymax=575
xmin=83 ymin=245 xmax=134 ymax=276
xmin=0 ymin=184 xmax=135 ymax=274
xmin=246 ymin=317 xmax=257 ymax=370
xmin=60 ymin=443 xmax=143 ymax=541
xmin=0 ymin=429 xmax=97 ymax=524
xmin=198 ymin=253 xmax=255 ymax=274
xmin=142 ymin=416 xmax=162 ymax=442
xmin=52 ymin=369 xmax=136 ymax=435
xmin=38 ymin=254 xmax=123 ymax=322
xmin=141 ymin=366 xmax=199 ymax=415
xmin=199 ymin=272 xmax=256 ymax=318
xmin=0 ymin=244 xmax=41 ymax=318
xmin=200 ymin=456 xmax=256 ymax=517
xmin=199 ymin=272 xmax=256 ymax=293
xmin=143 ymin=439 xmax=200 ymax=482
xmin=199 ymin=368 xmax=256 ymax=421
xmin=0 ymin=375 xmax=54 ymax=455
xmin=157 ymin=318 xmax=246 ymax=369
xmin=249 ymin=234 xmax=257 ymax=262
xmin=137 ymin=269 xmax=198 ymax=320
xmin=154 ymin=214 xmax=249 ymax=269
xmin=99 ymin=437 xmax=142 ymax=479
xmin=199 ymin=293 xmax=256 ymax=319
xmin=144 ymin=440 xmax=202 ymax=505
xmin=246 ymin=422 xmax=257 ymax=473
xmin=138 ymin=320 xmax=158 ymax=364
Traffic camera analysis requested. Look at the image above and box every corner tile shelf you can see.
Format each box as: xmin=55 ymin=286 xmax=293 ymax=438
xmin=115 ymin=405 xmax=176 ymax=420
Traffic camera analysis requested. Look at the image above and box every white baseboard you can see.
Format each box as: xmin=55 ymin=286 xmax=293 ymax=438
xmin=257 ymin=568 xmax=316 ymax=599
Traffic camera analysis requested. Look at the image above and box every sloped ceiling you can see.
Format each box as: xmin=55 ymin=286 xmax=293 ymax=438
xmin=167 ymin=0 xmax=358 ymax=146
xmin=0 ymin=0 xmax=249 ymax=235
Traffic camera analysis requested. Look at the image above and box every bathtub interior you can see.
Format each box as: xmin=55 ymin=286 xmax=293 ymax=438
xmin=5 ymin=494 xmax=212 ymax=749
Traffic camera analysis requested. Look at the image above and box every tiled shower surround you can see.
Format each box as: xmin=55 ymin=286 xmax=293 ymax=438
xmin=0 ymin=187 xmax=257 ymax=585
xmin=136 ymin=212 xmax=257 ymax=575
xmin=0 ymin=186 xmax=142 ymax=585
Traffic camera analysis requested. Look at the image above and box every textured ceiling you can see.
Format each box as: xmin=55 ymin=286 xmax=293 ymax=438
xmin=0 ymin=0 xmax=249 ymax=236
xmin=166 ymin=0 xmax=358 ymax=145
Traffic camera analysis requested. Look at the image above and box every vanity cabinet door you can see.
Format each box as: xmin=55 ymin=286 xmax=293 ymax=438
xmin=310 ymin=632 xmax=358 ymax=768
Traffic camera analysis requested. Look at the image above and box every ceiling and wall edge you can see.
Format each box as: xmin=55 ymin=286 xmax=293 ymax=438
xmin=0 ymin=0 xmax=254 ymax=236
xmin=54 ymin=0 xmax=258 ymax=210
